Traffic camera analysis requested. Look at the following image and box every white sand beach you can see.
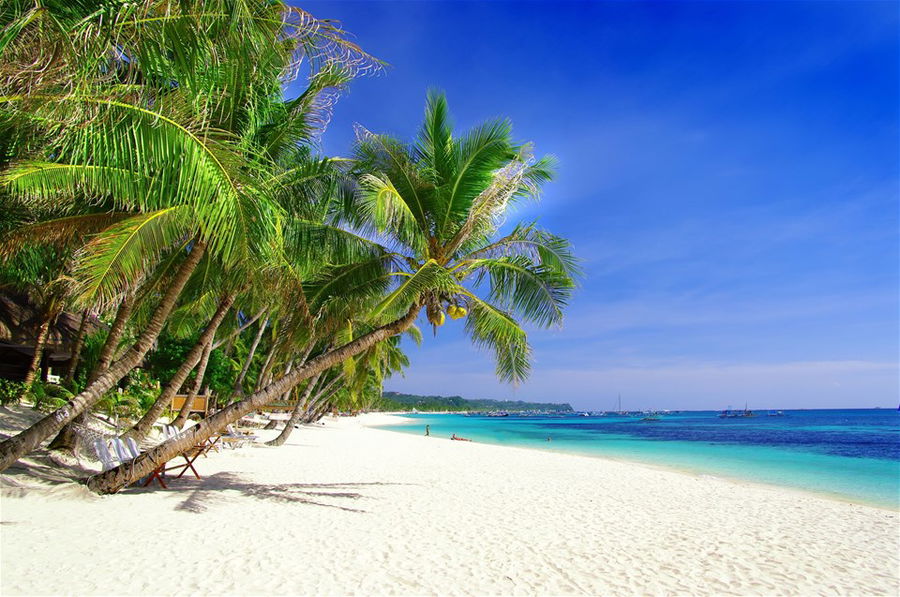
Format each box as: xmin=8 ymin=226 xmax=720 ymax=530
xmin=1 ymin=412 xmax=898 ymax=596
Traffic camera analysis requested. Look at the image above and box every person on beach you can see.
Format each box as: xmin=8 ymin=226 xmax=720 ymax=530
xmin=425 ymin=425 xmax=430 ymax=436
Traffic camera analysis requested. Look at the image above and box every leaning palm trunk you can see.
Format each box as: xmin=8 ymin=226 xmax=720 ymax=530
xmin=18 ymin=307 xmax=54 ymax=400
xmin=63 ymin=310 xmax=89 ymax=386
xmin=87 ymin=296 xmax=134 ymax=385
xmin=126 ymin=293 xmax=234 ymax=439
xmin=233 ymin=316 xmax=267 ymax=393
xmin=305 ymin=400 xmax=331 ymax=424
xmin=49 ymin=311 xmax=90 ymax=451
xmin=49 ymin=298 xmax=133 ymax=452
xmin=267 ymin=372 xmax=343 ymax=447
xmin=254 ymin=341 xmax=278 ymax=392
xmin=264 ymin=360 xmax=294 ymax=429
xmin=85 ymin=304 xmax=421 ymax=494
xmin=170 ymin=340 xmax=212 ymax=429
xmin=265 ymin=373 xmax=320 ymax=447
xmin=0 ymin=242 xmax=207 ymax=473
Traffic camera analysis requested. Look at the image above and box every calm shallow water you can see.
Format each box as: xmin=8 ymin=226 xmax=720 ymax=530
xmin=379 ymin=409 xmax=900 ymax=509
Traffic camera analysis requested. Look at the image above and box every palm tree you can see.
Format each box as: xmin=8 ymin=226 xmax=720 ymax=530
xmin=0 ymin=0 xmax=379 ymax=470
xmin=84 ymin=92 xmax=578 ymax=493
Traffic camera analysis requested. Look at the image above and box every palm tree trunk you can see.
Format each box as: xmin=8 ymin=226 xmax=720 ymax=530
xmin=20 ymin=307 xmax=54 ymax=397
xmin=171 ymin=339 xmax=212 ymax=429
xmin=263 ymin=360 xmax=294 ymax=429
xmin=126 ymin=293 xmax=234 ymax=439
xmin=233 ymin=316 xmax=267 ymax=393
xmin=305 ymin=400 xmax=331 ymax=424
xmin=86 ymin=303 xmax=421 ymax=494
xmin=88 ymin=296 xmax=134 ymax=385
xmin=267 ymin=372 xmax=344 ymax=447
xmin=63 ymin=310 xmax=89 ymax=386
xmin=0 ymin=241 xmax=207 ymax=473
xmin=254 ymin=341 xmax=278 ymax=392
xmin=48 ymin=299 xmax=132 ymax=452
xmin=265 ymin=373 xmax=319 ymax=446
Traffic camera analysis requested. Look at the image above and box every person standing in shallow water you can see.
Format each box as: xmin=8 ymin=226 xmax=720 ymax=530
xmin=425 ymin=425 xmax=430 ymax=436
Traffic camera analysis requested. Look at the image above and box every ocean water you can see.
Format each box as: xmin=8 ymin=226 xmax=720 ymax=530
xmin=379 ymin=409 xmax=900 ymax=509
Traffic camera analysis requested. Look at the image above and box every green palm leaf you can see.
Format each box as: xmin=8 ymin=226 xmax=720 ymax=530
xmin=463 ymin=223 xmax=581 ymax=278
xmin=463 ymin=255 xmax=574 ymax=327
xmin=464 ymin=296 xmax=531 ymax=384
xmin=371 ymin=260 xmax=461 ymax=320
xmin=70 ymin=206 xmax=192 ymax=309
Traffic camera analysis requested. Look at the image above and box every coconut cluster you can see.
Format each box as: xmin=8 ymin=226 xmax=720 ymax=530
xmin=426 ymin=302 xmax=468 ymax=327
xmin=447 ymin=305 xmax=467 ymax=319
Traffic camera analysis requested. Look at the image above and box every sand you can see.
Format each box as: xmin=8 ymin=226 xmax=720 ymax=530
xmin=1 ymin=411 xmax=898 ymax=596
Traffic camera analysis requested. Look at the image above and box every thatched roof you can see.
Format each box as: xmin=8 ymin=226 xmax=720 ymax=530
xmin=0 ymin=293 xmax=104 ymax=352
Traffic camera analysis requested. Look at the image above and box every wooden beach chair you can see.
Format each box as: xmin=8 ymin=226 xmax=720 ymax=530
xmin=158 ymin=425 xmax=204 ymax=480
xmin=125 ymin=437 xmax=168 ymax=489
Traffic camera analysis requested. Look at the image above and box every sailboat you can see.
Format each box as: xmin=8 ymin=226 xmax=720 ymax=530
xmin=616 ymin=393 xmax=628 ymax=416
xmin=719 ymin=402 xmax=756 ymax=418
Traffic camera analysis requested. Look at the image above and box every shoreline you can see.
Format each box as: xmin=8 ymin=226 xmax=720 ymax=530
xmin=2 ymin=412 xmax=898 ymax=595
xmin=374 ymin=412 xmax=900 ymax=512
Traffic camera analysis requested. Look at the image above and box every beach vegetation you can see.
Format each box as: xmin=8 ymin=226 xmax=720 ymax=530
xmin=0 ymin=379 xmax=27 ymax=406
xmin=0 ymin=0 xmax=577 ymax=494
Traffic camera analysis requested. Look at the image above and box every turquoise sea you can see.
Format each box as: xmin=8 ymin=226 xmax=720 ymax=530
xmin=379 ymin=409 xmax=900 ymax=509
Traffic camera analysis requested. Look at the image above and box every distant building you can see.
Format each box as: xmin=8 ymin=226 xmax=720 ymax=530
xmin=0 ymin=293 xmax=103 ymax=382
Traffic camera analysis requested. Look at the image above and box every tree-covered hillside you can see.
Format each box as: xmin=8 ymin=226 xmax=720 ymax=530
xmin=375 ymin=391 xmax=572 ymax=413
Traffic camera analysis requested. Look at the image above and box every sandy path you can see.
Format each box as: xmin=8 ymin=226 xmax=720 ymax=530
xmin=1 ymin=413 xmax=898 ymax=596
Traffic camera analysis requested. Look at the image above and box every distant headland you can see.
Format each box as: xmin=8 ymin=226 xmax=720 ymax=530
xmin=378 ymin=391 xmax=573 ymax=413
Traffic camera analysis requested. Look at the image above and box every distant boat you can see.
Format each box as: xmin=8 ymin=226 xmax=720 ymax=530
xmin=767 ymin=410 xmax=784 ymax=417
xmin=641 ymin=412 xmax=661 ymax=422
xmin=719 ymin=403 xmax=756 ymax=418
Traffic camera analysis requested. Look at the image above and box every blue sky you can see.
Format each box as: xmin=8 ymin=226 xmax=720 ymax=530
xmin=296 ymin=0 xmax=898 ymax=410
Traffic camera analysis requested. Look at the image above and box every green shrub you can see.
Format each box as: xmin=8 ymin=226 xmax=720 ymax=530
xmin=123 ymin=369 xmax=159 ymax=412
xmin=0 ymin=379 xmax=27 ymax=406
xmin=30 ymin=381 xmax=72 ymax=412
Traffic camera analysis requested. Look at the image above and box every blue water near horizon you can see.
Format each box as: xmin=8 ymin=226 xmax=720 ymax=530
xmin=378 ymin=409 xmax=900 ymax=509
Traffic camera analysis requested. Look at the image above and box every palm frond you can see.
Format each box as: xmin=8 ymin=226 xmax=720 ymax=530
xmin=463 ymin=223 xmax=581 ymax=278
xmin=0 ymin=211 xmax=131 ymax=257
xmin=69 ymin=206 xmax=192 ymax=309
xmin=464 ymin=295 xmax=531 ymax=384
xmin=371 ymin=260 xmax=461 ymax=320
xmin=356 ymin=172 xmax=429 ymax=254
xmin=1 ymin=162 xmax=150 ymax=212
xmin=438 ymin=115 xmax=515 ymax=240
xmin=463 ymin=255 xmax=574 ymax=327
xmin=166 ymin=290 xmax=221 ymax=339
xmin=444 ymin=153 xmax=539 ymax=257
xmin=414 ymin=90 xmax=453 ymax=182
xmin=306 ymin=255 xmax=395 ymax=314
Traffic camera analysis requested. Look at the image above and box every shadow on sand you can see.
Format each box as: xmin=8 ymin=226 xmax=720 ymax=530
xmin=122 ymin=471 xmax=404 ymax=514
